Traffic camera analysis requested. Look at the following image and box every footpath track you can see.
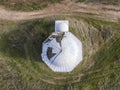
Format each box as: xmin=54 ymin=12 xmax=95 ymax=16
xmin=0 ymin=2 xmax=120 ymax=22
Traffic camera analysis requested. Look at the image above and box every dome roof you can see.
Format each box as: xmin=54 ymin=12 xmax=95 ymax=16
xmin=41 ymin=32 xmax=82 ymax=72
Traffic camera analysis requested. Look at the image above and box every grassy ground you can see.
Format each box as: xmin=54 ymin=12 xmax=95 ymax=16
xmin=0 ymin=0 xmax=119 ymax=11
xmin=0 ymin=16 xmax=120 ymax=90
xmin=88 ymin=0 xmax=120 ymax=5
xmin=0 ymin=0 xmax=62 ymax=11
xmin=77 ymin=0 xmax=120 ymax=5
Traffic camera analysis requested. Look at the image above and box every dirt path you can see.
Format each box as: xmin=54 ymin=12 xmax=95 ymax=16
xmin=0 ymin=1 xmax=120 ymax=22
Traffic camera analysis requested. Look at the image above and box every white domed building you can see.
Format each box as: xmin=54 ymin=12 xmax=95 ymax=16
xmin=41 ymin=20 xmax=82 ymax=72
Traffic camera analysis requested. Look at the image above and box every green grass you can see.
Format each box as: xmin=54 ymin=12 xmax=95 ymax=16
xmin=77 ymin=0 xmax=120 ymax=5
xmin=0 ymin=0 xmax=119 ymax=11
xmin=0 ymin=0 xmax=62 ymax=11
xmin=77 ymin=0 xmax=86 ymax=2
xmin=78 ymin=34 xmax=120 ymax=90
xmin=82 ymin=17 xmax=120 ymax=27
xmin=0 ymin=19 xmax=54 ymax=59
xmin=0 ymin=16 xmax=120 ymax=90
